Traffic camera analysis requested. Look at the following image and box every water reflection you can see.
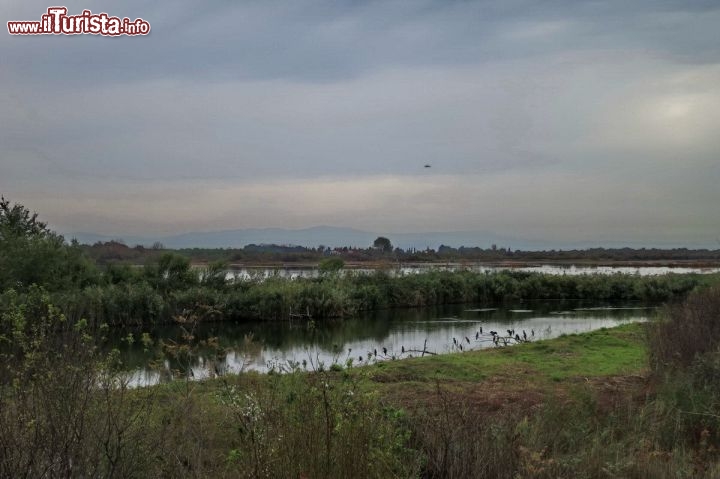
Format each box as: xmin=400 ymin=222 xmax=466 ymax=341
xmin=113 ymin=301 xmax=657 ymax=387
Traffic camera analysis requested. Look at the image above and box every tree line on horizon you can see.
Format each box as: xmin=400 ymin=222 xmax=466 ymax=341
xmin=81 ymin=237 xmax=720 ymax=265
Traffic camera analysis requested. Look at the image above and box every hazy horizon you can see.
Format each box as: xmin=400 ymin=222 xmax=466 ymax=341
xmin=65 ymin=225 xmax=720 ymax=251
xmin=3 ymin=1 xmax=719 ymax=246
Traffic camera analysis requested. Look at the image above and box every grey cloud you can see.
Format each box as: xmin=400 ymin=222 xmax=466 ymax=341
xmin=3 ymin=0 xmax=720 ymax=88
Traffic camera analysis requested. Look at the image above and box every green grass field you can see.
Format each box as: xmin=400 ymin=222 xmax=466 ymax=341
xmin=364 ymin=323 xmax=646 ymax=399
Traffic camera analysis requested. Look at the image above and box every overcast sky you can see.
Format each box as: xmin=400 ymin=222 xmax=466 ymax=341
xmin=2 ymin=0 xmax=719 ymax=246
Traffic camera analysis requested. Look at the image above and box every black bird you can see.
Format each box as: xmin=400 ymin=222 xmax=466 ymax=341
xmin=523 ymin=330 xmax=527 ymax=341
xmin=480 ymin=326 xmax=483 ymax=334
xmin=490 ymin=331 xmax=497 ymax=336
xmin=359 ymin=355 xmax=363 ymax=362
xmin=374 ymin=348 xmax=378 ymax=357
xmin=383 ymin=347 xmax=388 ymax=355
xmin=453 ymin=337 xmax=458 ymax=345
xmin=515 ymin=334 xmax=521 ymax=341
xmin=424 ymin=164 xmax=431 ymax=168
xmin=475 ymin=331 xmax=479 ymax=340
xmin=507 ymin=329 xmax=512 ymax=336
xmin=465 ymin=336 xmax=470 ymax=344
xmin=531 ymin=329 xmax=535 ymax=337
xmin=401 ymin=346 xmax=405 ymax=353
xmin=459 ymin=344 xmax=463 ymax=351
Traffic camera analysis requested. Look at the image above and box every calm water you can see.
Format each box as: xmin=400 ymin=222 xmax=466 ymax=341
xmin=115 ymin=301 xmax=657 ymax=387
xmin=226 ymin=264 xmax=720 ymax=280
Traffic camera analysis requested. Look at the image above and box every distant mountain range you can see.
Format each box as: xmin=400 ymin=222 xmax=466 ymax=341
xmin=65 ymin=226 xmax=717 ymax=251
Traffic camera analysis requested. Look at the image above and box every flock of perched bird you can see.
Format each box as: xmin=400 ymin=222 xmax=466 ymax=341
xmin=346 ymin=326 xmax=537 ymax=363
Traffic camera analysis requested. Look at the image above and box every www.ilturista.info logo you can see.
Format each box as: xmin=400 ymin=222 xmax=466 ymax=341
xmin=8 ymin=7 xmax=150 ymax=36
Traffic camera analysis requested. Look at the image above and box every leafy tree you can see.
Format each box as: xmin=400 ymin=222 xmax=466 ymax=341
xmin=105 ymin=263 xmax=143 ymax=285
xmin=144 ymin=252 xmax=198 ymax=293
xmin=0 ymin=197 xmax=98 ymax=291
xmin=372 ymin=236 xmax=393 ymax=253
xmin=0 ymin=196 xmax=53 ymax=239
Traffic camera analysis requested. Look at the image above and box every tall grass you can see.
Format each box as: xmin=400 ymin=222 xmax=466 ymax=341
xmin=649 ymin=285 xmax=720 ymax=371
xmin=0 ymin=288 xmax=421 ymax=478
xmin=45 ymin=270 xmax=707 ymax=328
xmin=0 ymin=287 xmax=160 ymax=478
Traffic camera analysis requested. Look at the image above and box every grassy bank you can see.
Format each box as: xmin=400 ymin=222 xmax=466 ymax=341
xmin=368 ymin=322 xmax=645 ymax=388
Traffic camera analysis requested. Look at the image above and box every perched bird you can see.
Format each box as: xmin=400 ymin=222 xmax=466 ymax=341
xmin=453 ymin=337 xmax=457 ymax=345
xmin=459 ymin=344 xmax=463 ymax=351
xmin=383 ymin=347 xmax=388 ymax=355
xmin=374 ymin=348 xmax=378 ymax=357
xmin=465 ymin=336 xmax=470 ymax=344
xmin=515 ymin=334 xmax=521 ymax=342
xmin=401 ymin=346 xmax=405 ymax=353
xmin=480 ymin=326 xmax=483 ymax=334
xmin=475 ymin=331 xmax=479 ymax=340
xmin=523 ymin=330 xmax=527 ymax=341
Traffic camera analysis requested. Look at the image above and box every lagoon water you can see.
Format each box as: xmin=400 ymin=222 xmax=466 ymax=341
xmin=117 ymin=301 xmax=657 ymax=387
xmin=226 ymin=264 xmax=720 ymax=280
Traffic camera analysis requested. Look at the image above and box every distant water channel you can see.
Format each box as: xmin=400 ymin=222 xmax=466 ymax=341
xmin=115 ymin=301 xmax=658 ymax=387
xmin=226 ymin=264 xmax=720 ymax=280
